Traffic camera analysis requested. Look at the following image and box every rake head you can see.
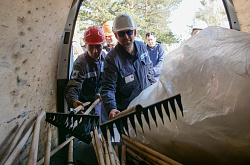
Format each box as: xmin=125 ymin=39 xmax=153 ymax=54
xmin=46 ymin=112 xmax=99 ymax=144
xmin=100 ymin=94 xmax=183 ymax=140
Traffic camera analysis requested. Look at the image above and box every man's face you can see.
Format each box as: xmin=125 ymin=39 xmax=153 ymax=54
xmin=115 ymin=30 xmax=135 ymax=49
xmin=146 ymin=35 xmax=156 ymax=48
xmin=86 ymin=44 xmax=103 ymax=59
xmin=105 ymin=34 xmax=117 ymax=46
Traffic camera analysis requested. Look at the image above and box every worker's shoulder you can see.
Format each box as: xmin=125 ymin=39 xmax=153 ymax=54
xmin=156 ymin=42 xmax=165 ymax=50
xmin=135 ymin=40 xmax=146 ymax=47
xmin=74 ymin=52 xmax=88 ymax=64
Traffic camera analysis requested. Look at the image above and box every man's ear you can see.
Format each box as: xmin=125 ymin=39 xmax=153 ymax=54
xmin=114 ymin=33 xmax=118 ymax=39
xmin=134 ymin=30 xmax=136 ymax=37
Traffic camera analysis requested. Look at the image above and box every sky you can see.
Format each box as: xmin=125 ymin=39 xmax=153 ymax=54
xmin=169 ymin=0 xmax=202 ymax=41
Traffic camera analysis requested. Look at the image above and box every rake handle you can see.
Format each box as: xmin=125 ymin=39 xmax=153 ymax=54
xmin=44 ymin=125 xmax=52 ymax=165
xmin=37 ymin=136 xmax=75 ymax=165
xmin=0 ymin=119 xmax=28 ymax=164
xmin=91 ymin=131 xmax=100 ymax=165
xmin=84 ymin=99 xmax=100 ymax=115
xmin=122 ymin=139 xmax=170 ymax=165
xmin=101 ymin=133 xmax=111 ymax=165
xmin=114 ymin=106 xmax=136 ymax=119
xmin=4 ymin=122 xmax=35 ymax=165
xmin=122 ymin=135 xmax=182 ymax=165
xmin=73 ymin=101 xmax=91 ymax=113
xmin=27 ymin=110 xmax=46 ymax=165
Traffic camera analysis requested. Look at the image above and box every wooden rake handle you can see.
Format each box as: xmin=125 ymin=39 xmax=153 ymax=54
xmin=74 ymin=101 xmax=91 ymax=113
xmin=84 ymin=98 xmax=100 ymax=115
xmin=114 ymin=106 xmax=137 ymax=119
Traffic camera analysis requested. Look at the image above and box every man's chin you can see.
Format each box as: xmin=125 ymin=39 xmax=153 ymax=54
xmin=123 ymin=42 xmax=133 ymax=47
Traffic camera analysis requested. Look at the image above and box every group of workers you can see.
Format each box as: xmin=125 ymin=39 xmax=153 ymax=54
xmin=64 ymin=14 xmax=179 ymax=122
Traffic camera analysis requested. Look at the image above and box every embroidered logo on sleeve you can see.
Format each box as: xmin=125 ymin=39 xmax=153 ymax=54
xmin=140 ymin=52 xmax=148 ymax=60
xmin=71 ymin=70 xmax=79 ymax=79
xmin=125 ymin=74 xmax=134 ymax=83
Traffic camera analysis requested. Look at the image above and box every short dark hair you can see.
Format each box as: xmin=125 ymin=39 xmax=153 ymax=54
xmin=146 ymin=32 xmax=156 ymax=38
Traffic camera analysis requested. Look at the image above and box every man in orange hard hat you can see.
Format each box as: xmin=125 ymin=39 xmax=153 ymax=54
xmin=65 ymin=26 xmax=108 ymax=122
xmin=102 ymin=21 xmax=117 ymax=53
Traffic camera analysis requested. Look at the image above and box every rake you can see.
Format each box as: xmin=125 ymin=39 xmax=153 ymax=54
xmin=100 ymin=94 xmax=183 ymax=140
xmin=46 ymin=112 xmax=99 ymax=144
xmin=46 ymin=100 xmax=101 ymax=144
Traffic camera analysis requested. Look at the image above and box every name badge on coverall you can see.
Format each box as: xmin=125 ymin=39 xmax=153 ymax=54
xmin=125 ymin=74 xmax=134 ymax=83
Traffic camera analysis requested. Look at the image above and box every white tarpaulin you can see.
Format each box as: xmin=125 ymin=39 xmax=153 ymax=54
xmin=128 ymin=27 xmax=250 ymax=164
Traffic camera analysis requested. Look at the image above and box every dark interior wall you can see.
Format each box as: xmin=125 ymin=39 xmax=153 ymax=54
xmin=0 ymin=0 xmax=73 ymax=163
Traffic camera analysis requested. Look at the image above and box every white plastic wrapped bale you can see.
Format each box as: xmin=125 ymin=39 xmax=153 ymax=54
xmin=128 ymin=27 xmax=250 ymax=164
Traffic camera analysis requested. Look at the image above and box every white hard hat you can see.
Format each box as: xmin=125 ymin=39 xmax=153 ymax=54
xmin=193 ymin=20 xmax=208 ymax=30
xmin=113 ymin=14 xmax=136 ymax=32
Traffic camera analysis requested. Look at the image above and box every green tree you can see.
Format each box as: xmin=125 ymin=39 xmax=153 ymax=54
xmin=195 ymin=0 xmax=228 ymax=26
xmin=77 ymin=0 xmax=182 ymax=46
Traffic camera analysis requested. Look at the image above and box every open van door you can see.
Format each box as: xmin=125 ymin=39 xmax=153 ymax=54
xmin=57 ymin=0 xmax=83 ymax=143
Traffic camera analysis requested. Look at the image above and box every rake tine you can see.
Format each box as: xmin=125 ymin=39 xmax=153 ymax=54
xmin=66 ymin=116 xmax=72 ymax=129
xmin=92 ymin=118 xmax=99 ymax=131
xmin=94 ymin=116 xmax=100 ymax=127
xmin=149 ymin=106 xmax=157 ymax=127
xmin=175 ymin=94 xmax=184 ymax=116
xmin=70 ymin=116 xmax=77 ymax=131
xmin=80 ymin=117 xmax=87 ymax=130
xmin=77 ymin=115 xmax=82 ymax=124
xmin=60 ymin=115 xmax=66 ymax=127
xmin=60 ymin=115 xmax=66 ymax=125
xmin=136 ymin=109 xmax=144 ymax=133
xmin=114 ymin=119 xmax=123 ymax=137
xmin=45 ymin=113 xmax=51 ymax=122
xmin=122 ymin=117 xmax=129 ymax=138
xmin=99 ymin=94 xmax=183 ymax=142
xmin=101 ymin=125 xmax=108 ymax=141
xmin=108 ymin=123 xmax=115 ymax=140
xmin=73 ymin=122 xmax=82 ymax=133
xmin=142 ymin=108 xmax=151 ymax=130
xmin=156 ymin=103 xmax=164 ymax=124
xmin=45 ymin=112 xmax=99 ymax=144
xmin=162 ymin=101 xmax=171 ymax=122
xmin=128 ymin=114 xmax=137 ymax=136
xmin=88 ymin=120 xmax=93 ymax=132
xmin=169 ymin=98 xmax=177 ymax=119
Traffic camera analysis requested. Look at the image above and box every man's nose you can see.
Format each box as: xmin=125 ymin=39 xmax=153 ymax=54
xmin=124 ymin=32 xmax=129 ymax=38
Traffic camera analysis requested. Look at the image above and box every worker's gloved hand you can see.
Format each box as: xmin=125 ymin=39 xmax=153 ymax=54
xmin=95 ymin=93 xmax=102 ymax=102
xmin=109 ymin=109 xmax=120 ymax=120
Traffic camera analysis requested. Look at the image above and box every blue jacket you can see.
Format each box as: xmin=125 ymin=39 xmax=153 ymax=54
xmin=147 ymin=42 xmax=165 ymax=79
xmin=65 ymin=51 xmax=106 ymax=108
xmin=101 ymin=41 xmax=156 ymax=114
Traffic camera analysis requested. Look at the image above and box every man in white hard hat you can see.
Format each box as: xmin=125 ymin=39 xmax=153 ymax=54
xmin=191 ymin=20 xmax=208 ymax=36
xmin=101 ymin=14 xmax=156 ymax=119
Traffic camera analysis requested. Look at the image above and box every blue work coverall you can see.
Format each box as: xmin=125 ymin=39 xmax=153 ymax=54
xmin=65 ymin=51 xmax=106 ymax=108
xmin=147 ymin=42 xmax=165 ymax=80
xmin=101 ymin=41 xmax=156 ymax=115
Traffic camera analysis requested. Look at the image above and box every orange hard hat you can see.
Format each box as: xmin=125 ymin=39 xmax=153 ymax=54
xmin=102 ymin=21 xmax=113 ymax=36
xmin=84 ymin=26 xmax=105 ymax=45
